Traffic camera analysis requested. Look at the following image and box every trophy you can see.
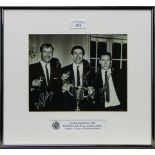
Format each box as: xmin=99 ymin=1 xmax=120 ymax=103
xmin=73 ymin=86 xmax=86 ymax=111
xmin=61 ymin=71 xmax=95 ymax=111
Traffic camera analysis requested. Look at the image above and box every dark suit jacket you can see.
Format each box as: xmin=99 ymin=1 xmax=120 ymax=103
xmin=29 ymin=59 xmax=63 ymax=111
xmin=61 ymin=60 xmax=95 ymax=111
xmin=93 ymin=68 xmax=127 ymax=111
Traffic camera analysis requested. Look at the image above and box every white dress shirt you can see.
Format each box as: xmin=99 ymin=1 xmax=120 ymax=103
xmin=40 ymin=61 xmax=51 ymax=85
xmin=73 ymin=63 xmax=83 ymax=87
xmin=101 ymin=69 xmax=120 ymax=108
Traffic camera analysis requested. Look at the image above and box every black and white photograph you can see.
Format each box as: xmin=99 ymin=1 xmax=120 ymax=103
xmin=1 ymin=7 xmax=153 ymax=148
xmin=29 ymin=34 xmax=127 ymax=111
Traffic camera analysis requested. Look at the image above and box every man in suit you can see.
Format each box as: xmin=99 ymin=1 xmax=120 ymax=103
xmin=93 ymin=52 xmax=127 ymax=111
xmin=61 ymin=46 xmax=95 ymax=111
xmin=29 ymin=43 xmax=62 ymax=111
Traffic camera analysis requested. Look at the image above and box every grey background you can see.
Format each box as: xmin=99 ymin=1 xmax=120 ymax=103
xmin=29 ymin=34 xmax=89 ymax=67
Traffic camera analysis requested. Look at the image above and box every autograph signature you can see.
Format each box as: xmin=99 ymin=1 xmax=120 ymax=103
xmin=35 ymin=91 xmax=53 ymax=110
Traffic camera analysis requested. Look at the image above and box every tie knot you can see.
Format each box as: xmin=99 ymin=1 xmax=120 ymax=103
xmin=105 ymin=71 xmax=108 ymax=75
xmin=45 ymin=64 xmax=47 ymax=68
xmin=77 ymin=65 xmax=79 ymax=68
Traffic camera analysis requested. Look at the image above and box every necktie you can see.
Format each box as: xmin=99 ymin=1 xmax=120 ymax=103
xmin=105 ymin=71 xmax=110 ymax=102
xmin=45 ymin=64 xmax=50 ymax=86
xmin=77 ymin=66 xmax=80 ymax=86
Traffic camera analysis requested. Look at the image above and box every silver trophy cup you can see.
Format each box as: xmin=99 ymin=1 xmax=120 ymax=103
xmin=73 ymin=86 xmax=86 ymax=111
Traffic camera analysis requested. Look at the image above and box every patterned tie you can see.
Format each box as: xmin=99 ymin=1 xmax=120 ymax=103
xmin=77 ymin=66 xmax=80 ymax=86
xmin=45 ymin=64 xmax=50 ymax=86
xmin=105 ymin=71 xmax=110 ymax=102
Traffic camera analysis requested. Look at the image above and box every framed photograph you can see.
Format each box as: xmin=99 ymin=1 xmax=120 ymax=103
xmin=0 ymin=7 xmax=154 ymax=148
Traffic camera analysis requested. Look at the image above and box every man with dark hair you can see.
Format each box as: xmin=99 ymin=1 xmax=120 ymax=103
xmin=70 ymin=46 xmax=85 ymax=55
xmin=61 ymin=46 xmax=95 ymax=111
xmin=62 ymin=46 xmax=94 ymax=87
xmin=93 ymin=52 xmax=127 ymax=111
xmin=29 ymin=43 xmax=62 ymax=111
xmin=40 ymin=43 xmax=54 ymax=53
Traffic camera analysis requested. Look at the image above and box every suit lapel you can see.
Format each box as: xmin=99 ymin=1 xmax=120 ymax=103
xmin=49 ymin=64 xmax=53 ymax=86
xmin=38 ymin=62 xmax=48 ymax=87
xmin=49 ymin=63 xmax=58 ymax=86
xmin=83 ymin=64 xmax=89 ymax=77
xmin=97 ymin=70 xmax=103 ymax=88
xmin=111 ymin=69 xmax=117 ymax=90
xmin=70 ymin=64 xmax=75 ymax=85
xmin=83 ymin=64 xmax=90 ymax=86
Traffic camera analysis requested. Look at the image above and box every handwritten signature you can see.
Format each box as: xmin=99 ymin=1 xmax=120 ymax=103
xmin=35 ymin=91 xmax=53 ymax=110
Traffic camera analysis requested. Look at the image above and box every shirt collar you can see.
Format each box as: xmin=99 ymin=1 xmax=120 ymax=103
xmin=101 ymin=68 xmax=111 ymax=76
xmin=40 ymin=60 xmax=50 ymax=68
xmin=73 ymin=62 xmax=83 ymax=68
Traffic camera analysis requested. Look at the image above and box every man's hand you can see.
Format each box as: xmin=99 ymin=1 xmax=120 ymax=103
xmin=61 ymin=72 xmax=70 ymax=82
xmin=31 ymin=78 xmax=43 ymax=91
xmin=87 ymin=87 xmax=95 ymax=98
xmin=62 ymin=83 xmax=72 ymax=92
xmin=32 ymin=79 xmax=43 ymax=87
